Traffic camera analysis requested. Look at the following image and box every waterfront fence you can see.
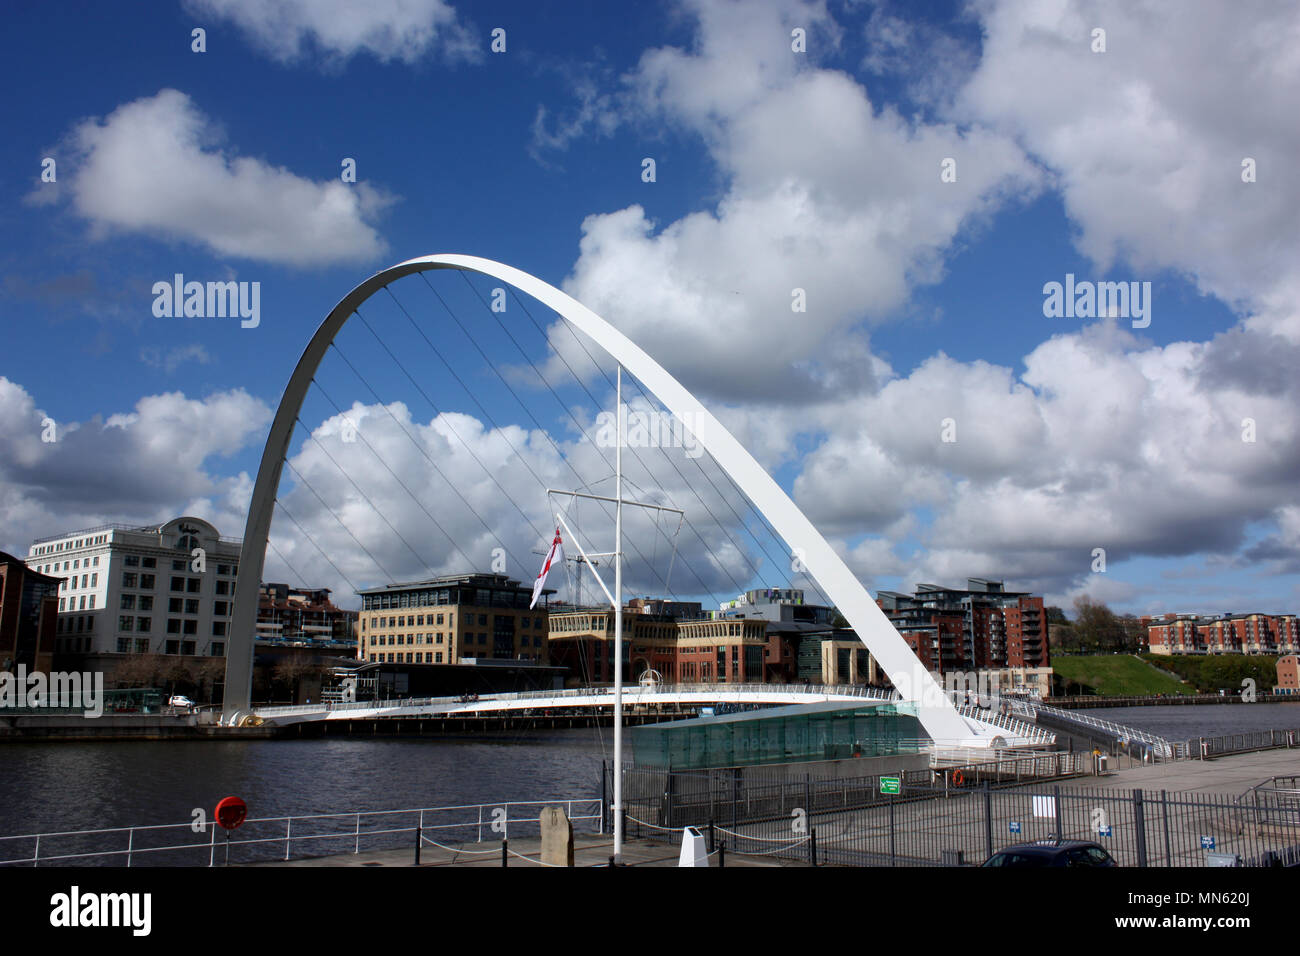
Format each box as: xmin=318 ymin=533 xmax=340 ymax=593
xmin=616 ymin=765 xmax=1300 ymax=867
xmin=0 ymin=798 xmax=603 ymax=868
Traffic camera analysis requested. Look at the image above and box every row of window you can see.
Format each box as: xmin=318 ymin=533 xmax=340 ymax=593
xmin=369 ymin=652 xmax=445 ymax=663
xmin=60 ymin=595 xmax=95 ymax=611
xmin=32 ymin=533 xmax=109 ymax=556
xmin=57 ymin=615 xmax=95 ymax=633
xmin=38 ymin=555 xmax=100 ymax=574
xmin=116 ymin=616 xmax=227 ymax=636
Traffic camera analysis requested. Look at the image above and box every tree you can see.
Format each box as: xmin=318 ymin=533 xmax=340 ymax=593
xmin=1046 ymin=606 xmax=1069 ymax=625
xmin=273 ymin=655 xmax=320 ymax=704
xmin=1072 ymin=596 xmax=1127 ymax=653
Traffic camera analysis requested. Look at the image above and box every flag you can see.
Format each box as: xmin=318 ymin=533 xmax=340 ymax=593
xmin=531 ymin=527 xmax=564 ymax=609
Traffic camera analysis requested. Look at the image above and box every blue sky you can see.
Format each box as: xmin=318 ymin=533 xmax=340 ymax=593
xmin=3 ymin=0 xmax=1299 ymax=618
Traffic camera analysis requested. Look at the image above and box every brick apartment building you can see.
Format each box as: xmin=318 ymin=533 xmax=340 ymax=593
xmin=877 ymin=578 xmax=1049 ymax=676
xmin=0 ymin=550 xmax=60 ymax=674
xmin=1147 ymin=612 xmax=1300 ymax=655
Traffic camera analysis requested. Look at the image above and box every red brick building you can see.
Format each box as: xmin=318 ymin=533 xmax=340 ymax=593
xmin=0 ymin=550 xmax=60 ymax=674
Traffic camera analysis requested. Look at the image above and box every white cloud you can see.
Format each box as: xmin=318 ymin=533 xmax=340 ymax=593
xmin=0 ymin=378 xmax=271 ymax=556
xmin=185 ymin=0 xmax=478 ymax=65
xmin=64 ymin=90 xmax=392 ymax=266
xmin=960 ymin=0 xmax=1300 ymax=335
xmin=140 ymin=343 xmax=213 ymax=374
xmin=551 ymin=0 xmax=1040 ymax=398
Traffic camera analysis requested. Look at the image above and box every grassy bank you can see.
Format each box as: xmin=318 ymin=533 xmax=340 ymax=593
xmin=1140 ymin=653 xmax=1278 ymax=694
xmin=1051 ymin=654 xmax=1194 ymax=697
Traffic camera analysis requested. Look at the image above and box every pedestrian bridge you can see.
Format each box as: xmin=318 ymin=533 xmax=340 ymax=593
xmin=244 ymin=683 xmax=1054 ymax=748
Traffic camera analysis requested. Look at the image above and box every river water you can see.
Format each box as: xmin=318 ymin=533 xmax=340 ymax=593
xmin=1087 ymin=701 xmax=1300 ymax=740
xmin=0 ymin=729 xmax=614 ymax=839
xmin=2 ymin=702 xmax=1299 ymax=842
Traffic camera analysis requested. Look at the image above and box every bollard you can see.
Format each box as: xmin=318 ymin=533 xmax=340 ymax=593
xmin=502 ymin=838 xmax=508 ymax=867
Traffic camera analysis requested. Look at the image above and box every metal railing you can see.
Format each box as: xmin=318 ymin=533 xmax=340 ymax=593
xmin=618 ymin=767 xmax=1300 ymax=867
xmin=0 ymin=798 xmax=602 ymax=867
xmin=252 ymin=682 xmax=901 ymax=718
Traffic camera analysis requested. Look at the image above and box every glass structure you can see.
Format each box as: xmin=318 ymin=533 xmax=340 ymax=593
xmin=630 ymin=699 xmax=926 ymax=770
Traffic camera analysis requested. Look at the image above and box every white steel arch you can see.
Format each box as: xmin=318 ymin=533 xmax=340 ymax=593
xmin=226 ymin=254 xmax=983 ymax=744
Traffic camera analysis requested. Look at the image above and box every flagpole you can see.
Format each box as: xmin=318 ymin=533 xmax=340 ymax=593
xmin=613 ymin=364 xmax=624 ymax=864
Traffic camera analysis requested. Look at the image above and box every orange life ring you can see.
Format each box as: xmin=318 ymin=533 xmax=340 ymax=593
xmin=952 ymin=769 xmax=965 ymax=786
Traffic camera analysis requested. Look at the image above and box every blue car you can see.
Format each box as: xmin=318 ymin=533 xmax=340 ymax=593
xmin=982 ymin=840 xmax=1118 ymax=867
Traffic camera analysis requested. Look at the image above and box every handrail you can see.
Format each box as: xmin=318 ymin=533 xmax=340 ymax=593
xmin=0 ymin=797 xmax=604 ymax=867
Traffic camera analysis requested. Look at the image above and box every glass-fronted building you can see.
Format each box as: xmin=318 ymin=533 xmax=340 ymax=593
xmin=631 ymin=700 xmax=925 ymax=770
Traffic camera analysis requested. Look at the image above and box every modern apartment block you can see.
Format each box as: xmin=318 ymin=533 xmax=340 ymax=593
xmin=356 ymin=573 xmax=549 ymax=665
xmin=24 ymin=516 xmax=240 ymax=659
xmin=877 ymin=578 xmax=1050 ymax=675
xmin=0 ymin=550 xmax=60 ymax=673
xmin=1147 ymin=612 xmax=1300 ymax=655
xmin=257 ymin=583 xmax=358 ymax=647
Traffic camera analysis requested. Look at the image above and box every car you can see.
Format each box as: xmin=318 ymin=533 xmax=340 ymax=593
xmin=981 ymin=840 xmax=1118 ymax=867
xmin=168 ymin=695 xmax=195 ymax=709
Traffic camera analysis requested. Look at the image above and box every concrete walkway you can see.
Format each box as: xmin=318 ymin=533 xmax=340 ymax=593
xmin=1060 ymin=747 xmax=1299 ymax=795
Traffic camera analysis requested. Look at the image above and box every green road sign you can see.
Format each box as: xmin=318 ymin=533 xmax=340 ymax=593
xmin=880 ymin=777 xmax=901 ymax=795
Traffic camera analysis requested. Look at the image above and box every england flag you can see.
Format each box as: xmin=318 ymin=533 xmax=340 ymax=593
xmin=530 ymin=527 xmax=564 ymax=609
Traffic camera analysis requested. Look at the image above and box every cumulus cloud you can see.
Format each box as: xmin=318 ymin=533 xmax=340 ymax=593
xmin=960 ymin=0 xmax=1300 ymax=335
xmin=62 ymin=89 xmax=392 ymax=266
xmin=140 ymin=343 xmax=214 ymax=374
xmin=185 ymin=0 xmax=479 ymax=65
xmin=548 ymin=0 xmax=1040 ymax=399
xmin=538 ymin=0 xmax=1300 ymax=611
xmin=0 ymin=377 xmax=271 ymax=556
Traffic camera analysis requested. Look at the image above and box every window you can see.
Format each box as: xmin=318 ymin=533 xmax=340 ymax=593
xmin=165 ymin=640 xmax=180 ymax=655
xmin=181 ymin=641 xmax=195 ymax=656
xmin=59 ymin=597 xmax=66 ymax=612
xmin=168 ymin=598 xmax=183 ymax=613
xmin=123 ymin=572 xmax=138 ymax=588
xmin=213 ymin=621 xmax=226 ymax=636
xmin=183 ymin=620 xmax=197 ymax=635
xmin=478 ymin=614 xmax=487 ymax=626
xmin=436 ymin=614 xmax=444 ymax=626
xmin=170 ymin=577 xmax=184 ymax=592
xmin=142 ymin=557 xmax=156 ymax=568
xmin=184 ymin=599 xmax=199 ymax=615
xmin=93 ymin=556 xmax=99 ymax=566
xmin=186 ymin=578 xmax=201 ymax=594
xmin=73 ymin=559 xmax=80 ymax=569
xmin=436 ymin=633 xmax=443 ymax=643
xmin=436 ymin=652 xmax=443 ymax=663
xmin=78 ymin=596 xmax=86 ymax=610
xmin=140 ymin=574 xmax=154 ymax=590
xmin=172 ymin=560 xmax=186 ymax=571
xmin=140 ymin=596 xmax=153 ymax=611
xmin=80 ymin=574 xmax=87 ymax=588
xmin=125 ymin=555 xmax=140 ymax=567
xmin=137 ymin=617 xmax=151 ymax=633
xmin=117 ymin=638 xmax=131 ymax=653
xmin=216 ymin=580 xmax=229 ymax=595
xmin=88 ymin=595 xmax=95 ymax=609
xmin=91 ymin=573 xmax=98 ymax=587
xmin=167 ymin=619 xmax=181 ymax=634
xmin=119 ymin=616 xmax=134 ymax=632
xmin=217 ymin=564 xmax=231 ymax=576
xmin=210 ymin=642 xmax=225 ymax=657
xmin=417 ymin=615 xmax=424 ymax=626
xmin=121 ymin=595 xmax=136 ymax=610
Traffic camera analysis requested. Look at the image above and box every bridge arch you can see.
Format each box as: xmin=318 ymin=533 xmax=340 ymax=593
xmin=227 ymin=254 xmax=979 ymax=743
